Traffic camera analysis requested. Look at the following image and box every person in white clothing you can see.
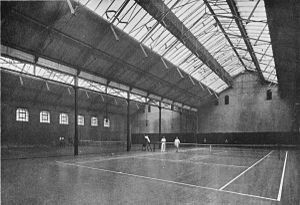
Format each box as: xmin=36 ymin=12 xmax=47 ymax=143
xmin=145 ymin=135 xmax=152 ymax=151
xmin=174 ymin=137 xmax=180 ymax=152
xmin=161 ymin=136 xmax=166 ymax=152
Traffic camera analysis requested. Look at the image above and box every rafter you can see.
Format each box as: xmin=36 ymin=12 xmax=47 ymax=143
xmin=226 ymin=0 xmax=265 ymax=82
xmin=134 ymin=0 xmax=233 ymax=86
xmin=203 ymin=0 xmax=248 ymax=71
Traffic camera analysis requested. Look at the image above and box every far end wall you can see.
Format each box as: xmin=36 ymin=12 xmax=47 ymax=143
xmin=131 ymin=106 xmax=197 ymax=143
xmin=197 ymin=72 xmax=296 ymax=144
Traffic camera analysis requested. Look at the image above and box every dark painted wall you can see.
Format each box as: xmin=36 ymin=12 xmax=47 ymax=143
xmin=1 ymin=71 xmax=127 ymax=147
xmin=1 ymin=103 xmax=127 ymax=146
xmin=132 ymin=133 xmax=196 ymax=145
xmin=131 ymin=105 xmax=197 ymax=144
xmin=131 ymin=106 xmax=197 ymax=134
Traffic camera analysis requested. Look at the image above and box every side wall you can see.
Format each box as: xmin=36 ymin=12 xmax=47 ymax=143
xmin=1 ymin=71 xmax=127 ymax=147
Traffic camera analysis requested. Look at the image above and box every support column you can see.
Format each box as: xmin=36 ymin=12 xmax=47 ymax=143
xmin=74 ymin=74 xmax=79 ymax=156
xmin=0 ymin=70 xmax=1 ymax=143
xmin=159 ymin=102 xmax=162 ymax=140
xmin=196 ymin=114 xmax=199 ymax=144
xmin=180 ymin=110 xmax=182 ymax=133
xmin=127 ymin=91 xmax=131 ymax=151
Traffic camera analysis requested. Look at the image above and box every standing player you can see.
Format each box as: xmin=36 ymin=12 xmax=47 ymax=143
xmin=145 ymin=135 xmax=152 ymax=151
xmin=174 ymin=137 xmax=180 ymax=152
xmin=161 ymin=136 xmax=166 ymax=152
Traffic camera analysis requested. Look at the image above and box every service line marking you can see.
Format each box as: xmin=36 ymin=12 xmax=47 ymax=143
xmin=72 ymin=149 xmax=216 ymax=164
xmin=136 ymin=156 xmax=247 ymax=168
xmin=219 ymin=150 xmax=274 ymax=190
xmin=277 ymin=151 xmax=288 ymax=201
xmin=73 ymin=151 xmax=169 ymax=164
xmin=56 ymin=160 xmax=277 ymax=201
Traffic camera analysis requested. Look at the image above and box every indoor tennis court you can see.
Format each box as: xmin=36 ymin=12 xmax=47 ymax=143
xmin=2 ymin=144 xmax=299 ymax=204
xmin=1 ymin=0 xmax=299 ymax=204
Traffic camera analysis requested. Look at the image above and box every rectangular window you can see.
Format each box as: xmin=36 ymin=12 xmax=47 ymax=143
xmin=266 ymin=89 xmax=272 ymax=100
xmin=59 ymin=113 xmax=69 ymax=125
xmin=40 ymin=111 xmax=50 ymax=123
xmin=225 ymin=95 xmax=229 ymax=105
xmin=104 ymin=118 xmax=110 ymax=127
xmin=91 ymin=117 xmax=98 ymax=126
xmin=78 ymin=115 xmax=84 ymax=126
xmin=16 ymin=108 xmax=29 ymax=122
xmin=148 ymin=105 xmax=151 ymax=112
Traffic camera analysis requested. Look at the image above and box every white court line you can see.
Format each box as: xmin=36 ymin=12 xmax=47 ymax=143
xmin=219 ymin=150 xmax=274 ymax=190
xmin=179 ymin=147 xmax=208 ymax=153
xmin=74 ymin=151 xmax=169 ymax=164
xmin=136 ymin=156 xmax=247 ymax=168
xmin=74 ymin=149 xmax=221 ymax=164
xmin=211 ymin=151 xmax=228 ymax=155
xmin=56 ymin=161 xmax=277 ymax=201
xmin=277 ymin=151 xmax=288 ymax=201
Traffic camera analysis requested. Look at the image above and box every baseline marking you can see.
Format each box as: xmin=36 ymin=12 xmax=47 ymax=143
xmin=277 ymin=151 xmax=288 ymax=201
xmin=56 ymin=161 xmax=277 ymax=201
xmin=136 ymin=156 xmax=247 ymax=168
xmin=219 ymin=150 xmax=274 ymax=190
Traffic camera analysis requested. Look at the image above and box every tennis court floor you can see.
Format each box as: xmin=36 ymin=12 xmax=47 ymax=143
xmin=2 ymin=147 xmax=299 ymax=204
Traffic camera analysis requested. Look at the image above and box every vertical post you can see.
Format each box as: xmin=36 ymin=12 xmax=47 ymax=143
xmin=34 ymin=56 xmax=38 ymax=76
xmin=74 ymin=74 xmax=79 ymax=156
xmin=180 ymin=110 xmax=182 ymax=133
xmin=196 ymin=114 xmax=199 ymax=144
xmin=0 ymin=70 xmax=1 ymax=143
xmin=159 ymin=102 xmax=162 ymax=140
xmin=127 ymin=91 xmax=131 ymax=151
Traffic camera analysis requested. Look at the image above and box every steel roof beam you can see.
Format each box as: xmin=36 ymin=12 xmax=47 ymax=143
xmin=8 ymin=8 xmax=204 ymax=103
xmin=134 ymin=0 xmax=233 ymax=86
xmin=203 ymin=0 xmax=248 ymax=71
xmin=226 ymin=0 xmax=265 ymax=82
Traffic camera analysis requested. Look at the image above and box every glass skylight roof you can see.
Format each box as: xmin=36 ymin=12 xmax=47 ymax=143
xmin=1 ymin=55 xmax=196 ymax=111
xmin=79 ymin=0 xmax=229 ymax=93
xmin=235 ymin=0 xmax=276 ymax=83
xmin=207 ymin=0 xmax=277 ymax=83
xmin=79 ymin=0 xmax=277 ymax=93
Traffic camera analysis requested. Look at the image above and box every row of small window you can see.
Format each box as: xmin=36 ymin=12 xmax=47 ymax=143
xmin=217 ymin=90 xmax=273 ymax=105
xmin=16 ymin=108 xmax=110 ymax=127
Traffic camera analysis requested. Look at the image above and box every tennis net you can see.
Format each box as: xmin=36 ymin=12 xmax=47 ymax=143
xmin=158 ymin=143 xmax=288 ymax=158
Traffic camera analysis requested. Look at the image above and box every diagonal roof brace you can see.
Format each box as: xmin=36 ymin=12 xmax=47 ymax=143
xmin=226 ymin=0 xmax=265 ymax=83
xmin=203 ymin=0 xmax=248 ymax=72
xmin=135 ymin=0 xmax=233 ymax=87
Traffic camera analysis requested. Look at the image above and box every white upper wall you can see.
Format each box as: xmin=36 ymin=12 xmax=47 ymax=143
xmin=198 ymin=72 xmax=293 ymax=133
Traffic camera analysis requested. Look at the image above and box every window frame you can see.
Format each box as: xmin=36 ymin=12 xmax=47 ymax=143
xmin=16 ymin=108 xmax=29 ymax=122
xmin=59 ymin=113 xmax=69 ymax=125
xmin=91 ymin=116 xmax=98 ymax=127
xmin=78 ymin=115 xmax=85 ymax=126
xmin=224 ymin=95 xmax=229 ymax=105
xmin=40 ymin=111 xmax=50 ymax=123
xmin=104 ymin=117 xmax=110 ymax=128
xmin=266 ymin=89 xmax=272 ymax=100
